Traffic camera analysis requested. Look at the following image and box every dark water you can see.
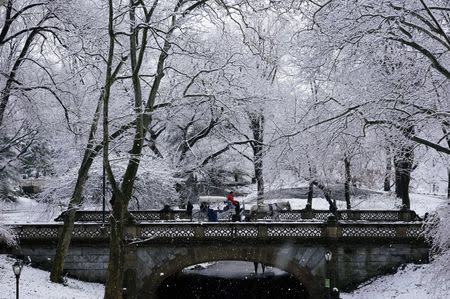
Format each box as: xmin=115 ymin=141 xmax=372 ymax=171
xmin=157 ymin=272 xmax=309 ymax=299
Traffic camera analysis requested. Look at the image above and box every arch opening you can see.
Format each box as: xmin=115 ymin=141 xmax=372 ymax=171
xmin=156 ymin=260 xmax=310 ymax=299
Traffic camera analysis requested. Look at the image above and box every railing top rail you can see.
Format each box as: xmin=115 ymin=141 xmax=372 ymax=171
xmin=12 ymin=221 xmax=425 ymax=243
xmin=53 ymin=209 xmax=421 ymax=222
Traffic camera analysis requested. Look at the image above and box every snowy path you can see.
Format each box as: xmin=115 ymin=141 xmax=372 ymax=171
xmin=0 ymin=197 xmax=63 ymax=224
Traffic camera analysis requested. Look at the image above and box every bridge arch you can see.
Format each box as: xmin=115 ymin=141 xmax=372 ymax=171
xmin=136 ymin=245 xmax=323 ymax=299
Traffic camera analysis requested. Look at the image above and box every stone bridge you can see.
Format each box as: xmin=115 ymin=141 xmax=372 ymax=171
xmin=10 ymin=210 xmax=428 ymax=299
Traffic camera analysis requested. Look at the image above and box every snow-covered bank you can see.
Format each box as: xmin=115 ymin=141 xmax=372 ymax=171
xmin=341 ymin=262 xmax=450 ymax=299
xmin=0 ymin=255 xmax=103 ymax=299
xmin=342 ymin=201 xmax=450 ymax=299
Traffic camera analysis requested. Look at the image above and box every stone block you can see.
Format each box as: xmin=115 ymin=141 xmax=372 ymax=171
xmin=297 ymin=247 xmax=316 ymax=267
xmin=67 ymin=247 xmax=83 ymax=255
xmin=81 ymin=246 xmax=109 ymax=255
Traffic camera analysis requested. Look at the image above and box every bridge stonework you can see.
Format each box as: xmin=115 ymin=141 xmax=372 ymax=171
xmin=12 ymin=221 xmax=428 ymax=299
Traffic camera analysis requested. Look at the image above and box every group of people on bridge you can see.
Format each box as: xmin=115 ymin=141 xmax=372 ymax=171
xmin=186 ymin=191 xmax=243 ymax=222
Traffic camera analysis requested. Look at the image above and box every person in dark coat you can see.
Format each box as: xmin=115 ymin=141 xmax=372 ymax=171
xmin=186 ymin=201 xmax=193 ymax=220
xmin=253 ymin=262 xmax=265 ymax=274
xmin=207 ymin=207 xmax=218 ymax=222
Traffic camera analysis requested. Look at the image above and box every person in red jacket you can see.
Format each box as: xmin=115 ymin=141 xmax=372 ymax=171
xmin=226 ymin=191 xmax=238 ymax=205
xmin=226 ymin=191 xmax=240 ymax=219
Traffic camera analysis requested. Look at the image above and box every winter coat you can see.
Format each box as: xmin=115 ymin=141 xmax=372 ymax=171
xmin=226 ymin=192 xmax=238 ymax=205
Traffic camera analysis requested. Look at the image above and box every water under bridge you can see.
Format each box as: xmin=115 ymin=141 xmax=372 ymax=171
xmin=7 ymin=209 xmax=428 ymax=299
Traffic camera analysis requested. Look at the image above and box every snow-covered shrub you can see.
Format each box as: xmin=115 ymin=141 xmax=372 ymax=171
xmin=0 ymin=225 xmax=18 ymax=248
xmin=0 ymin=129 xmax=54 ymax=201
xmin=0 ymin=135 xmax=21 ymax=201
xmin=38 ymin=155 xmax=180 ymax=210
xmin=424 ymin=204 xmax=450 ymax=287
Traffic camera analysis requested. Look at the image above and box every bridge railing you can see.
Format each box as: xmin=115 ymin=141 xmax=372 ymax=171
xmin=53 ymin=210 xmax=190 ymax=222
xmin=276 ymin=209 xmax=420 ymax=222
xmin=53 ymin=209 xmax=421 ymax=223
xmin=13 ymin=222 xmax=424 ymax=243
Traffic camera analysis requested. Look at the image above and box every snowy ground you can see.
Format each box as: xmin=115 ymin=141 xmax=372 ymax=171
xmin=336 ymin=194 xmax=449 ymax=299
xmin=0 ymin=196 xmax=63 ymax=224
xmin=341 ymin=263 xmax=450 ymax=299
xmin=0 ymin=255 xmax=103 ymax=299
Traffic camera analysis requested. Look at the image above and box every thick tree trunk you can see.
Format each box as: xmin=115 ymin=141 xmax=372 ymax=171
xmin=306 ymin=164 xmax=314 ymax=210
xmin=344 ymin=155 xmax=351 ymax=210
xmin=250 ymin=113 xmax=265 ymax=205
xmin=447 ymin=168 xmax=450 ymax=200
xmin=103 ymin=1 xmax=126 ymax=297
xmin=394 ymin=131 xmax=414 ymax=209
xmin=254 ymin=157 xmax=264 ymax=204
xmin=49 ymin=161 xmax=92 ymax=282
xmin=394 ymin=161 xmax=412 ymax=209
xmin=104 ymin=0 xmax=160 ymax=295
xmin=104 ymin=194 xmax=126 ymax=299
xmin=307 ymin=181 xmax=314 ymax=210
xmin=442 ymin=127 xmax=450 ymax=199
xmin=384 ymin=146 xmax=392 ymax=191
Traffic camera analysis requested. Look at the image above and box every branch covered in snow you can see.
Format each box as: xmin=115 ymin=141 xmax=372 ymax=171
xmin=0 ymin=224 xmax=18 ymax=248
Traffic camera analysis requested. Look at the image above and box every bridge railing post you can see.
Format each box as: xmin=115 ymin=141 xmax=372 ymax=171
xmin=301 ymin=209 xmax=314 ymax=220
xmin=257 ymin=224 xmax=268 ymax=238
xmin=345 ymin=210 xmax=361 ymax=221
xmin=325 ymin=216 xmax=339 ymax=239
xmin=194 ymin=224 xmax=205 ymax=238
xmin=395 ymin=225 xmax=408 ymax=238
xmin=399 ymin=210 xmax=416 ymax=222
xmin=125 ymin=224 xmax=138 ymax=240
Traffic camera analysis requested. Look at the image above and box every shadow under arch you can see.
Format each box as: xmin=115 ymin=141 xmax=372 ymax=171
xmin=138 ymin=246 xmax=322 ymax=299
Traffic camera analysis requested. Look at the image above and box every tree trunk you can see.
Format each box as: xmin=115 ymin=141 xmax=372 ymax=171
xmin=49 ymin=162 xmax=92 ymax=282
xmin=0 ymin=27 xmax=40 ymax=127
xmin=50 ymin=54 xmax=128 ymax=282
xmin=306 ymin=163 xmax=315 ymax=210
xmin=104 ymin=194 xmax=126 ymax=298
xmin=394 ymin=130 xmax=414 ymax=209
xmin=313 ymin=180 xmax=337 ymax=213
xmin=102 ymin=1 xmax=204 ymax=296
xmin=447 ymin=168 xmax=450 ymax=200
xmin=50 ymin=95 xmax=103 ymax=282
xmin=384 ymin=146 xmax=392 ymax=191
xmin=103 ymin=1 xmax=127 ymax=297
xmin=307 ymin=181 xmax=314 ymax=210
xmin=250 ymin=113 xmax=264 ymax=205
xmin=442 ymin=127 xmax=450 ymax=199
xmin=344 ymin=155 xmax=351 ymax=210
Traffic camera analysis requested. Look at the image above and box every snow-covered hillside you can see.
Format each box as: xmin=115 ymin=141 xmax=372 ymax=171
xmin=0 ymin=255 xmax=103 ymax=299
xmin=341 ymin=263 xmax=450 ymax=299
